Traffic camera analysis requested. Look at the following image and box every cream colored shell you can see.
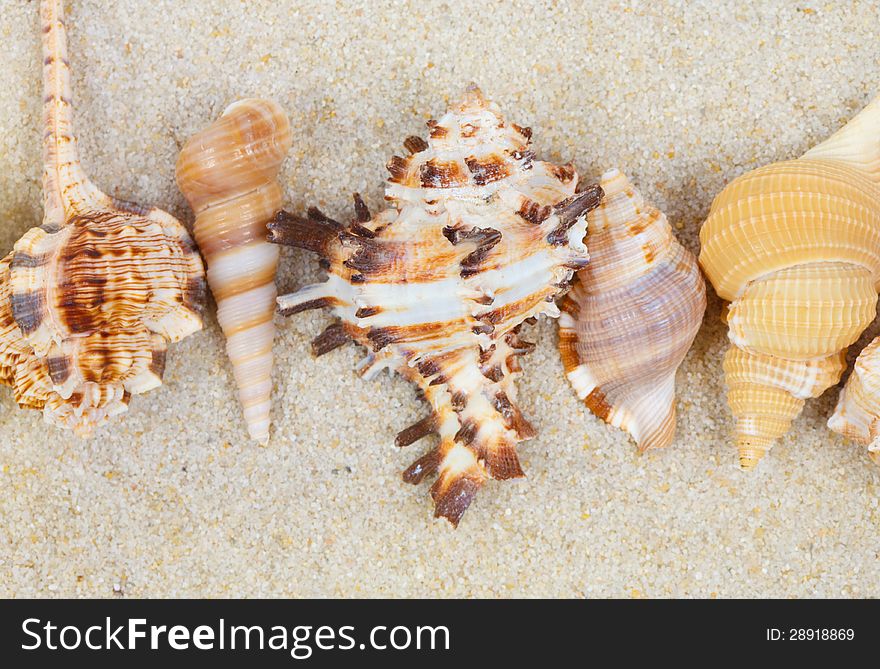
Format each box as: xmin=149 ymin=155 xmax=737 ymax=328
xmin=828 ymin=337 xmax=880 ymax=464
xmin=176 ymin=99 xmax=292 ymax=444
xmin=0 ymin=0 xmax=205 ymax=436
xmin=699 ymin=94 xmax=880 ymax=469
xmin=559 ymin=169 xmax=706 ymax=451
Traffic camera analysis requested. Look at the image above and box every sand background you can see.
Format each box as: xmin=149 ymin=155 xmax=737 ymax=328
xmin=1 ymin=0 xmax=879 ymax=597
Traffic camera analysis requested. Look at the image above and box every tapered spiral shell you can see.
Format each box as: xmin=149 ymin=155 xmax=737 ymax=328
xmin=699 ymin=95 xmax=880 ymax=469
xmin=0 ymin=0 xmax=205 ymax=436
xmin=268 ymin=85 xmax=602 ymax=525
xmin=559 ymin=169 xmax=706 ymax=451
xmin=176 ymin=99 xmax=291 ymax=444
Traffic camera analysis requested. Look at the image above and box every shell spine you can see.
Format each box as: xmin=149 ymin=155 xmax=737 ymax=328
xmin=269 ymin=85 xmax=602 ymax=525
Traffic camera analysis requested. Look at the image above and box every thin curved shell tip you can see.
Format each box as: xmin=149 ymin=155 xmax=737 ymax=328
xmin=176 ymin=98 xmax=292 ymax=445
xmin=559 ymin=168 xmax=706 ymax=452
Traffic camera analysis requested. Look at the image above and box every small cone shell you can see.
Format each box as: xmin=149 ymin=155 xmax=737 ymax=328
xmin=828 ymin=337 xmax=880 ymax=464
xmin=176 ymin=99 xmax=292 ymax=444
xmin=723 ymin=346 xmax=846 ymax=468
xmin=0 ymin=0 xmax=205 ymax=436
xmin=558 ymin=169 xmax=706 ymax=451
xmin=699 ymin=93 xmax=880 ymax=468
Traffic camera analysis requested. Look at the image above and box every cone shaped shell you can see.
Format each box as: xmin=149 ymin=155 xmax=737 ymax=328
xmin=723 ymin=346 xmax=846 ymax=468
xmin=269 ymin=85 xmax=601 ymax=525
xmin=177 ymin=99 xmax=292 ymax=444
xmin=559 ymin=169 xmax=706 ymax=451
xmin=699 ymin=93 xmax=880 ymax=468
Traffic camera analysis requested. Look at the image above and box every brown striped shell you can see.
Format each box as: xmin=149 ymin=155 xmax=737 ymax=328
xmin=268 ymin=85 xmax=602 ymax=526
xmin=176 ymin=99 xmax=292 ymax=445
xmin=559 ymin=169 xmax=706 ymax=452
xmin=0 ymin=0 xmax=205 ymax=436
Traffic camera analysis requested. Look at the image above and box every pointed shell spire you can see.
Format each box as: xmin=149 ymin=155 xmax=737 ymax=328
xmin=699 ymin=93 xmax=880 ymax=468
xmin=0 ymin=0 xmax=205 ymax=436
xmin=559 ymin=169 xmax=705 ymax=451
xmin=176 ymin=98 xmax=292 ymax=445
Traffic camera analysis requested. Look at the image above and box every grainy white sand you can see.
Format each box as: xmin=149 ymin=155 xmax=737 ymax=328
xmin=1 ymin=0 xmax=879 ymax=598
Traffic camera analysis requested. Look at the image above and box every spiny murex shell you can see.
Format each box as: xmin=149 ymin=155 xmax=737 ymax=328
xmin=559 ymin=169 xmax=706 ymax=451
xmin=699 ymin=94 xmax=880 ymax=469
xmin=0 ymin=0 xmax=205 ymax=436
xmin=176 ymin=99 xmax=292 ymax=445
xmin=268 ymin=85 xmax=602 ymax=525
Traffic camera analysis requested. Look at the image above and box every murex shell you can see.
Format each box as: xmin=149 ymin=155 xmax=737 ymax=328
xmin=176 ymin=99 xmax=292 ymax=445
xmin=559 ymin=169 xmax=706 ymax=451
xmin=268 ymin=85 xmax=602 ymax=525
xmin=0 ymin=0 xmax=205 ymax=436
xmin=699 ymin=94 xmax=880 ymax=469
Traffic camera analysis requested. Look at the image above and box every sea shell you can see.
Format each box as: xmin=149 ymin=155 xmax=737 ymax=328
xmin=176 ymin=99 xmax=292 ymax=445
xmin=268 ymin=85 xmax=602 ymax=525
xmin=558 ymin=169 xmax=706 ymax=451
xmin=699 ymin=94 xmax=880 ymax=469
xmin=0 ymin=0 xmax=205 ymax=436
xmin=828 ymin=337 xmax=880 ymax=464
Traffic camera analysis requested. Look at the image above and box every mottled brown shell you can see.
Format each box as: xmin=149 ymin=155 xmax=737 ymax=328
xmin=0 ymin=0 xmax=205 ymax=436
xmin=269 ymin=85 xmax=602 ymax=526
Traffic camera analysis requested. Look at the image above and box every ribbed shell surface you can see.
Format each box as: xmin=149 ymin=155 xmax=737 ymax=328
xmin=269 ymin=86 xmax=602 ymax=525
xmin=558 ymin=169 xmax=705 ymax=452
xmin=176 ymin=99 xmax=292 ymax=444
xmin=0 ymin=0 xmax=205 ymax=436
xmin=698 ymin=94 xmax=880 ymax=469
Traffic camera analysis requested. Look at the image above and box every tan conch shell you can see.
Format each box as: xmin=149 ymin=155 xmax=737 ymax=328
xmin=176 ymin=99 xmax=291 ymax=445
xmin=828 ymin=337 xmax=880 ymax=464
xmin=699 ymin=94 xmax=880 ymax=469
xmin=268 ymin=85 xmax=602 ymax=525
xmin=0 ymin=0 xmax=205 ymax=436
xmin=559 ymin=169 xmax=706 ymax=451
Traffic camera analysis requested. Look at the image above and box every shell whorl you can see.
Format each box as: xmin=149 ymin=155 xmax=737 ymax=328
xmin=269 ymin=85 xmax=602 ymax=525
xmin=0 ymin=0 xmax=205 ymax=436
xmin=558 ymin=169 xmax=706 ymax=452
xmin=176 ymin=99 xmax=292 ymax=444
xmin=699 ymin=94 xmax=880 ymax=468
xmin=828 ymin=337 xmax=880 ymax=464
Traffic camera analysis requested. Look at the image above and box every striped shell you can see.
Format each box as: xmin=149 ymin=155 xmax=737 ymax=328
xmin=559 ymin=169 xmax=705 ymax=451
xmin=699 ymin=94 xmax=880 ymax=469
xmin=0 ymin=0 xmax=205 ymax=436
xmin=268 ymin=85 xmax=602 ymax=525
xmin=176 ymin=99 xmax=292 ymax=444
xmin=828 ymin=337 xmax=880 ymax=464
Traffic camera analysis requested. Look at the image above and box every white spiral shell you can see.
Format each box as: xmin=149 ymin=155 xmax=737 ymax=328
xmin=559 ymin=169 xmax=706 ymax=451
